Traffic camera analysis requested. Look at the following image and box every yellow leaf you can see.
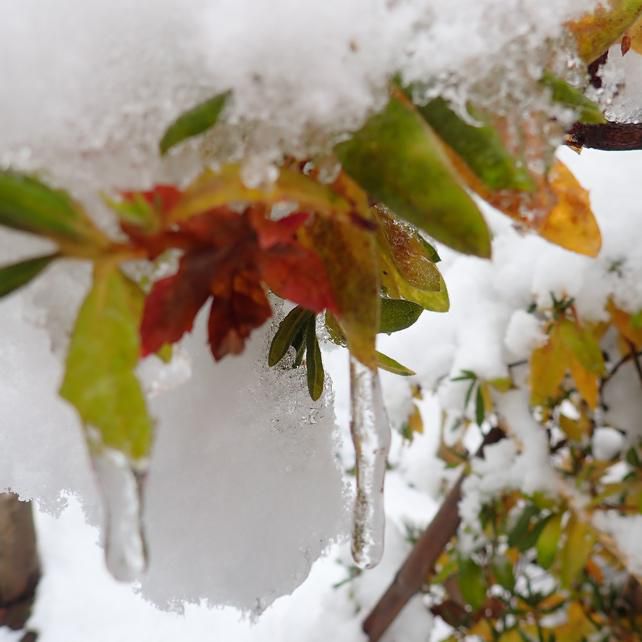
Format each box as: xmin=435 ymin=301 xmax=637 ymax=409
xmin=559 ymin=413 xmax=591 ymax=441
xmin=554 ymin=602 xmax=597 ymax=641
xmin=407 ymin=402 xmax=424 ymax=435
xmin=529 ymin=327 xmax=567 ymax=406
xmin=560 ymin=515 xmax=595 ymax=588
xmin=538 ymin=161 xmax=602 ymax=258
xmin=625 ymin=13 xmax=642 ymax=53
xmin=608 ymin=300 xmax=642 ymax=349
xmin=168 ymin=164 xmax=352 ymax=224
xmin=569 ymin=358 xmax=600 ymax=409
xmin=568 ymin=0 xmax=642 ymax=63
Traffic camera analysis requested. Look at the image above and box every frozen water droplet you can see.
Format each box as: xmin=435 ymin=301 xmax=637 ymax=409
xmin=91 ymin=446 xmax=148 ymax=582
xmin=240 ymin=158 xmax=279 ymax=189
xmin=349 ymin=356 xmax=391 ymax=570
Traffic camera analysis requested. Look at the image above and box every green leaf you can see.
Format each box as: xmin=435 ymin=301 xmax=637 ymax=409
xmin=102 ymin=193 xmax=156 ymax=231
xmin=376 ymin=351 xmax=416 ymax=377
xmin=268 ymin=306 xmax=314 ymax=366
xmin=0 ymin=172 xmax=106 ymax=247
xmin=457 ymin=557 xmax=488 ymax=611
xmin=305 ymin=318 xmax=324 ymax=400
xmin=0 ymin=253 xmax=58 ymax=298
xmin=560 ymin=514 xmax=595 ymax=588
xmin=336 ymin=95 xmax=491 ymax=257
xmin=475 ymin=384 xmax=485 ymax=426
xmin=379 ymin=299 xmax=423 ymax=334
xmin=415 ymin=97 xmax=535 ymax=192
xmin=493 ymin=558 xmax=516 ymax=592
xmin=540 ymin=72 xmax=606 ymax=125
xmin=60 ymin=265 xmax=153 ymax=461
xmin=508 ymin=504 xmax=539 ymax=549
xmin=537 ymin=513 xmax=563 ymax=569
xmin=557 ymin=319 xmax=605 ymax=375
xmin=159 ymin=91 xmax=230 ymax=155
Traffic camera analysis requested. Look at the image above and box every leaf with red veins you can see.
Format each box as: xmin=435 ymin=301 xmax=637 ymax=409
xmin=249 ymin=210 xmax=310 ymax=249
xmin=140 ymin=248 xmax=218 ymax=356
xmin=258 ymin=244 xmax=337 ymax=313
xmin=208 ymin=271 xmax=272 ymax=361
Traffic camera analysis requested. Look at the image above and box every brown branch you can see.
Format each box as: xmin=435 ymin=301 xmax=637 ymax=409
xmin=567 ymin=121 xmax=642 ymax=152
xmin=362 ymin=427 xmax=505 ymax=642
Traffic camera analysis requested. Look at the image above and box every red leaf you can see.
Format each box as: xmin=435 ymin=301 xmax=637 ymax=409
xmin=140 ymin=249 xmax=218 ymax=356
xmin=258 ymin=244 xmax=337 ymax=313
xmin=249 ymin=210 xmax=309 ymax=249
xmin=207 ymin=271 xmax=272 ymax=360
xmin=122 ymin=185 xmax=183 ymax=215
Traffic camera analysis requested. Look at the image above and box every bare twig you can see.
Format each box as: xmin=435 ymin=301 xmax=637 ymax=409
xmin=567 ymin=121 xmax=642 ymax=152
xmin=362 ymin=427 xmax=505 ymax=642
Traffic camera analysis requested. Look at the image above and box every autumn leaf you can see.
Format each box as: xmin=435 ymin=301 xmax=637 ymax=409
xmin=139 ymin=205 xmax=336 ymax=361
xmin=568 ymin=0 xmax=642 ymax=63
xmin=608 ymin=299 xmax=642 ymax=348
xmin=538 ymin=161 xmax=602 ymax=258
xmin=60 ymin=264 xmax=153 ymax=461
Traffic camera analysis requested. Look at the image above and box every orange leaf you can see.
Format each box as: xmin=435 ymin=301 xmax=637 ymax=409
xmin=537 ymin=161 xmax=602 ymax=257
xmin=608 ymin=299 xmax=642 ymax=349
xmin=569 ymin=358 xmax=600 ymax=409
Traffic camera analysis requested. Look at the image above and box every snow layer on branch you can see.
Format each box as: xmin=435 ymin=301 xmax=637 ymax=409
xmin=0 ymin=0 xmax=596 ymax=191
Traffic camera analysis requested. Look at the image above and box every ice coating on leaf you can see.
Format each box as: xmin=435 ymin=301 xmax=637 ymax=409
xmin=90 ymin=444 xmax=148 ymax=582
xmin=349 ymin=356 xmax=391 ymax=569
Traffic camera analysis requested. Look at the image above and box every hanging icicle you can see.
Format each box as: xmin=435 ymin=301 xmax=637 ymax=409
xmin=349 ymin=356 xmax=392 ymax=570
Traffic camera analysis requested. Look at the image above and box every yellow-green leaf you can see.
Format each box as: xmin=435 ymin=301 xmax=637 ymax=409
xmin=335 ymin=95 xmax=491 ymax=257
xmin=60 ymin=265 xmax=153 ymax=461
xmin=416 ymin=97 xmax=535 ymax=191
xmin=540 ymin=72 xmax=606 ymax=125
xmin=376 ymin=351 xmax=416 ymax=377
xmin=560 ymin=515 xmax=595 ymax=588
xmin=160 ymin=92 xmax=230 ymax=155
xmin=537 ymin=512 xmax=563 ymax=569
xmin=302 ymin=214 xmax=379 ymax=368
xmin=457 ymin=557 xmax=487 ymax=611
xmin=379 ymin=298 xmax=423 ymax=334
xmin=0 ymin=172 xmax=107 ymax=248
xmin=0 ymin=253 xmax=58 ymax=299
xmin=168 ymin=165 xmax=351 ymax=224
xmin=557 ymin=319 xmax=605 ymax=375
xmin=568 ymin=0 xmax=642 ymax=62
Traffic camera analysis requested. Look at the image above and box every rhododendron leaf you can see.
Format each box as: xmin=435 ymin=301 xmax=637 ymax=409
xmin=60 ymin=265 xmax=152 ymax=461
xmin=335 ymin=95 xmax=491 ymax=257
xmin=557 ymin=319 xmax=605 ymax=375
xmin=302 ymin=214 xmax=379 ymax=368
xmin=376 ymin=351 xmax=415 ymax=377
xmin=268 ymin=306 xmax=314 ymax=367
xmin=168 ymin=165 xmax=351 ymax=224
xmin=140 ymin=249 xmax=217 ymax=357
xmin=160 ymin=92 xmax=230 ymax=155
xmin=376 ymin=207 xmax=441 ymax=292
xmin=0 ymin=171 xmax=107 ymax=249
xmin=416 ymin=97 xmax=534 ymax=192
xmin=540 ymin=72 xmax=605 ymax=125
xmin=0 ymin=253 xmax=59 ymax=299
xmin=208 ymin=272 xmax=272 ymax=361
xmin=568 ymin=0 xmax=642 ymax=63
xmin=529 ymin=329 xmax=567 ymax=406
xmin=305 ymin=318 xmax=324 ymax=400
xmin=379 ymin=298 xmax=423 ymax=334
xmin=538 ymin=161 xmax=602 ymax=258
xmin=560 ymin=515 xmax=595 ymax=588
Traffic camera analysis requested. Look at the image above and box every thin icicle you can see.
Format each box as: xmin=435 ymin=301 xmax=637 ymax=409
xmin=91 ymin=444 xmax=148 ymax=582
xmin=349 ymin=356 xmax=391 ymax=570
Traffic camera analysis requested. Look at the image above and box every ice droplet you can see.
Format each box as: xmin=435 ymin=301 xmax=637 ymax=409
xmin=349 ymin=356 xmax=391 ymax=570
xmin=91 ymin=446 xmax=148 ymax=582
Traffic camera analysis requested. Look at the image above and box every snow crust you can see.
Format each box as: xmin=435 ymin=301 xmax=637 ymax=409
xmin=0 ymin=0 xmax=596 ymax=192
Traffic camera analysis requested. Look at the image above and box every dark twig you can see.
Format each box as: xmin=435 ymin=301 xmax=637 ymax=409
xmin=567 ymin=121 xmax=642 ymax=152
xmin=362 ymin=427 xmax=505 ymax=642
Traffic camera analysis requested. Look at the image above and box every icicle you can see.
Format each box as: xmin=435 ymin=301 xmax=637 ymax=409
xmin=349 ymin=356 xmax=391 ymax=570
xmin=90 ymin=444 xmax=148 ymax=582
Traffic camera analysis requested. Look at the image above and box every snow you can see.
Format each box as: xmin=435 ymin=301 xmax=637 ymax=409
xmin=0 ymin=0 xmax=596 ymax=193
xmin=593 ymin=511 xmax=642 ymax=577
